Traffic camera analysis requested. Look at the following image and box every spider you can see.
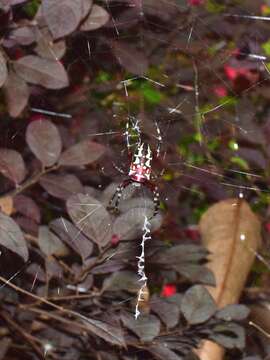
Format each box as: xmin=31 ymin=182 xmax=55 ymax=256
xmin=107 ymin=118 xmax=162 ymax=218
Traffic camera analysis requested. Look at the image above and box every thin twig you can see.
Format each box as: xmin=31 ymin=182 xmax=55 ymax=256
xmin=0 ymin=311 xmax=44 ymax=359
xmin=0 ymin=164 xmax=59 ymax=200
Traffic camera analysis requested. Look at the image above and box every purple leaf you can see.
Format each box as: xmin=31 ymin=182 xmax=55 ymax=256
xmin=3 ymin=71 xmax=29 ymax=118
xmin=121 ymin=312 xmax=160 ymax=342
xmin=26 ymin=119 xmax=62 ymax=167
xmin=9 ymin=26 xmax=36 ymax=46
xmin=112 ymin=206 xmax=162 ymax=240
xmin=66 ymin=193 xmax=112 ymax=246
xmin=0 ymin=148 xmax=26 ymax=185
xmin=148 ymin=344 xmax=184 ymax=360
xmin=49 ymin=217 xmax=94 ymax=261
xmin=0 ymin=50 xmax=7 ymax=88
xmin=150 ymin=294 xmax=180 ymax=328
xmin=38 ymin=225 xmax=68 ymax=257
xmin=80 ymin=5 xmax=110 ymax=31
xmin=42 ymin=0 xmax=84 ymax=39
xmin=0 ymin=212 xmax=28 ymax=261
xmin=111 ymin=41 xmax=148 ymax=75
xmin=14 ymin=195 xmax=41 ymax=223
xmin=39 ymin=173 xmax=83 ymax=200
xmin=14 ymin=55 xmax=69 ymax=89
xmin=59 ymin=140 xmax=106 ymax=166
xmin=180 ymin=285 xmax=217 ymax=325
xmin=102 ymin=271 xmax=140 ymax=293
xmin=81 ymin=0 xmax=93 ymax=19
xmin=34 ymin=27 xmax=66 ymax=60
xmin=82 ymin=317 xmax=126 ymax=347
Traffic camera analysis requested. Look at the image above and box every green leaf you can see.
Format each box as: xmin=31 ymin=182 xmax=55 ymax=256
xmin=262 ymin=40 xmax=270 ymax=56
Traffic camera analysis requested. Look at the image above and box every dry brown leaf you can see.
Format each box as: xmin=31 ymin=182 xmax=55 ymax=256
xmin=197 ymin=198 xmax=261 ymax=360
xmin=0 ymin=196 xmax=13 ymax=215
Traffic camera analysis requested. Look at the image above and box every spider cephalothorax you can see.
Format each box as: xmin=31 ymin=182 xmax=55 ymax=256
xmin=107 ymin=118 xmax=161 ymax=218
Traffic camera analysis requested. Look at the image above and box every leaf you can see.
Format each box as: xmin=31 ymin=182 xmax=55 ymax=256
xmin=215 ymin=304 xmax=250 ymax=321
xmin=102 ymin=271 xmax=140 ymax=293
xmin=112 ymin=207 xmax=162 ymax=240
xmin=49 ymin=217 xmax=93 ymax=262
xmin=42 ymin=0 xmax=84 ymax=39
xmin=81 ymin=0 xmax=93 ymax=19
xmin=59 ymin=140 xmax=106 ymax=166
xmin=180 ymin=285 xmax=217 ymax=325
xmin=82 ymin=317 xmax=126 ymax=347
xmin=210 ymin=323 xmax=245 ymax=349
xmin=173 ymin=264 xmax=216 ymax=286
xmin=3 ymin=71 xmax=29 ymax=117
xmin=148 ymin=344 xmax=184 ymax=360
xmin=0 ymin=148 xmax=26 ymax=184
xmin=9 ymin=26 xmax=36 ymax=45
xmin=197 ymin=199 xmax=261 ymax=360
xmin=34 ymin=27 xmax=66 ymax=60
xmin=26 ymin=119 xmax=62 ymax=167
xmin=0 ymin=50 xmax=7 ymax=88
xmin=13 ymin=55 xmax=69 ymax=89
xmin=0 ymin=212 xmax=28 ymax=261
xmin=66 ymin=193 xmax=112 ymax=246
xmin=0 ymin=197 xmax=13 ymax=216
xmin=111 ymin=41 xmax=148 ymax=76
xmin=38 ymin=225 xmax=68 ymax=257
xmin=150 ymin=294 xmax=180 ymax=328
xmin=39 ymin=173 xmax=83 ymax=200
xmin=14 ymin=195 xmax=41 ymax=223
xmin=80 ymin=5 xmax=110 ymax=31
xmin=154 ymin=244 xmax=208 ymax=264
xmin=121 ymin=312 xmax=160 ymax=342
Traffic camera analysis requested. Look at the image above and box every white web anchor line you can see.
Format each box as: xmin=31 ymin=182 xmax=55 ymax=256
xmin=135 ymin=215 xmax=151 ymax=319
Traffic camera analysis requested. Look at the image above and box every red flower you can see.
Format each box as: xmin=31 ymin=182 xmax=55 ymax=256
xmin=161 ymin=284 xmax=177 ymax=297
xmin=213 ymin=86 xmax=228 ymax=98
xmin=188 ymin=0 xmax=204 ymax=5
xmin=111 ymin=234 xmax=120 ymax=246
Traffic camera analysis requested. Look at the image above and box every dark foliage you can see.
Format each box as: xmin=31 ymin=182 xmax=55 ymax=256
xmin=0 ymin=0 xmax=269 ymax=359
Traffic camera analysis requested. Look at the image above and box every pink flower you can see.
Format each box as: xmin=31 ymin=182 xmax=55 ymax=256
xmin=161 ymin=284 xmax=177 ymax=297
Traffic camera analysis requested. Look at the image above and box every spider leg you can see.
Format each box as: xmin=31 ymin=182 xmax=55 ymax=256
xmin=143 ymin=182 xmax=160 ymax=219
xmin=107 ymin=178 xmax=133 ymax=214
xmin=154 ymin=121 xmax=162 ymax=158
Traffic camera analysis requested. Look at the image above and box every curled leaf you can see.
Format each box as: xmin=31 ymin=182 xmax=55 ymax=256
xmin=0 ymin=148 xmax=26 ymax=185
xmin=14 ymin=55 xmax=69 ymax=89
xmin=197 ymin=199 xmax=261 ymax=360
xmin=26 ymin=119 xmax=62 ymax=167
xmin=0 ymin=212 xmax=28 ymax=261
